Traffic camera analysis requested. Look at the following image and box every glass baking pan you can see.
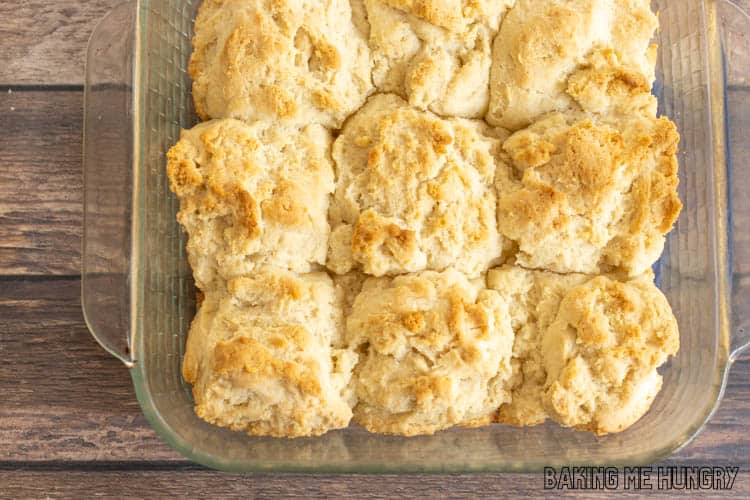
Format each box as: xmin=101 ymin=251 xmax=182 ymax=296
xmin=82 ymin=0 xmax=750 ymax=472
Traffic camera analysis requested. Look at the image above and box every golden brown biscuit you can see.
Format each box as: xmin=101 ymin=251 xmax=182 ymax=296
xmin=487 ymin=265 xmax=679 ymax=434
xmin=487 ymin=0 xmax=658 ymax=130
xmin=541 ymin=273 xmax=679 ymax=435
xmin=366 ymin=0 xmax=514 ymax=118
xmin=328 ymin=94 xmax=509 ymax=278
xmin=167 ymin=118 xmax=334 ymax=289
xmin=495 ymin=112 xmax=681 ymax=278
xmin=190 ymin=0 xmax=373 ymax=127
xmin=182 ymin=268 xmax=357 ymax=438
xmin=348 ymin=269 xmax=514 ymax=435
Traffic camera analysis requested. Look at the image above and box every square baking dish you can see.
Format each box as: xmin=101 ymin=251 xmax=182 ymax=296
xmin=82 ymin=0 xmax=750 ymax=472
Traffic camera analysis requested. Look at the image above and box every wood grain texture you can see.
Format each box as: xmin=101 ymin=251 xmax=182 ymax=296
xmin=0 ymin=0 xmax=122 ymax=86
xmin=0 ymin=91 xmax=83 ymax=276
xmin=0 ymin=471 xmax=748 ymax=498
xmin=0 ymin=277 xmax=179 ymax=462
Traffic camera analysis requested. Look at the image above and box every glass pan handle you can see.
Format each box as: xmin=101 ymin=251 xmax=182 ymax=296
xmin=81 ymin=2 xmax=137 ymax=368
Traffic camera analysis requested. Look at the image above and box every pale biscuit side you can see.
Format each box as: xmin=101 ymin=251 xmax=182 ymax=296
xmin=486 ymin=265 xmax=588 ymax=427
xmin=379 ymin=0 xmax=512 ymax=33
xmin=366 ymin=0 xmax=515 ymax=118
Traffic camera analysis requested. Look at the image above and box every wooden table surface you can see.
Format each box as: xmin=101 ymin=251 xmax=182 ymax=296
xmin=1 ymin=1 xmax=749 ymax=497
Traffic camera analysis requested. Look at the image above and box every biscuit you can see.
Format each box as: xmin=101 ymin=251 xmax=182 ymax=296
xmin=328 ymin=94 xmax=508 ymax=278
xmin=189 ymin=0 xmax=373 ymax=128
xmin=366 ymin=0 xmax=515 ymax=118
xmin=495 ymin=112 xmax=681 ymax=278
xmin=487 ymin=266 xmax=679 ymax=434
xmin=486 ymin=265 xmax=588 ymax=427
xmin=182 ymin=268 xmax=357 ymax=437
xmin=347 ymin=269 xmax=514 ymax=435
xmin=541 ymin=273 xmax=680 ymax=435
xmin=486 ymin=0 xmax=658 ymax=130
xmin=167 ymin=118 xmax=334 ymax=289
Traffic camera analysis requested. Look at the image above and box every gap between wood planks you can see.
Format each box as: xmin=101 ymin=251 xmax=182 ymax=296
xmin=1 ymin=84 xmax=83 ymax=92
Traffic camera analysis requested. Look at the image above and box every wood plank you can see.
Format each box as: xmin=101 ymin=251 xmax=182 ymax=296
xmin=723 ymin=0 xmax=750 ymax=88
xmin=2 ymin=0 xmax=750 ymax=87
xmin=0 ymin=91 xmax=83 ymax=276
xmin=0 ymin=277 xmax=180 ymax=461
xmin=0 ymin=0 xmax=121 ymax=86
xmin=0 ymin=471 xmax=747 ymax=498
xmin=0 ymin=277 xmax=748 ymax=463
